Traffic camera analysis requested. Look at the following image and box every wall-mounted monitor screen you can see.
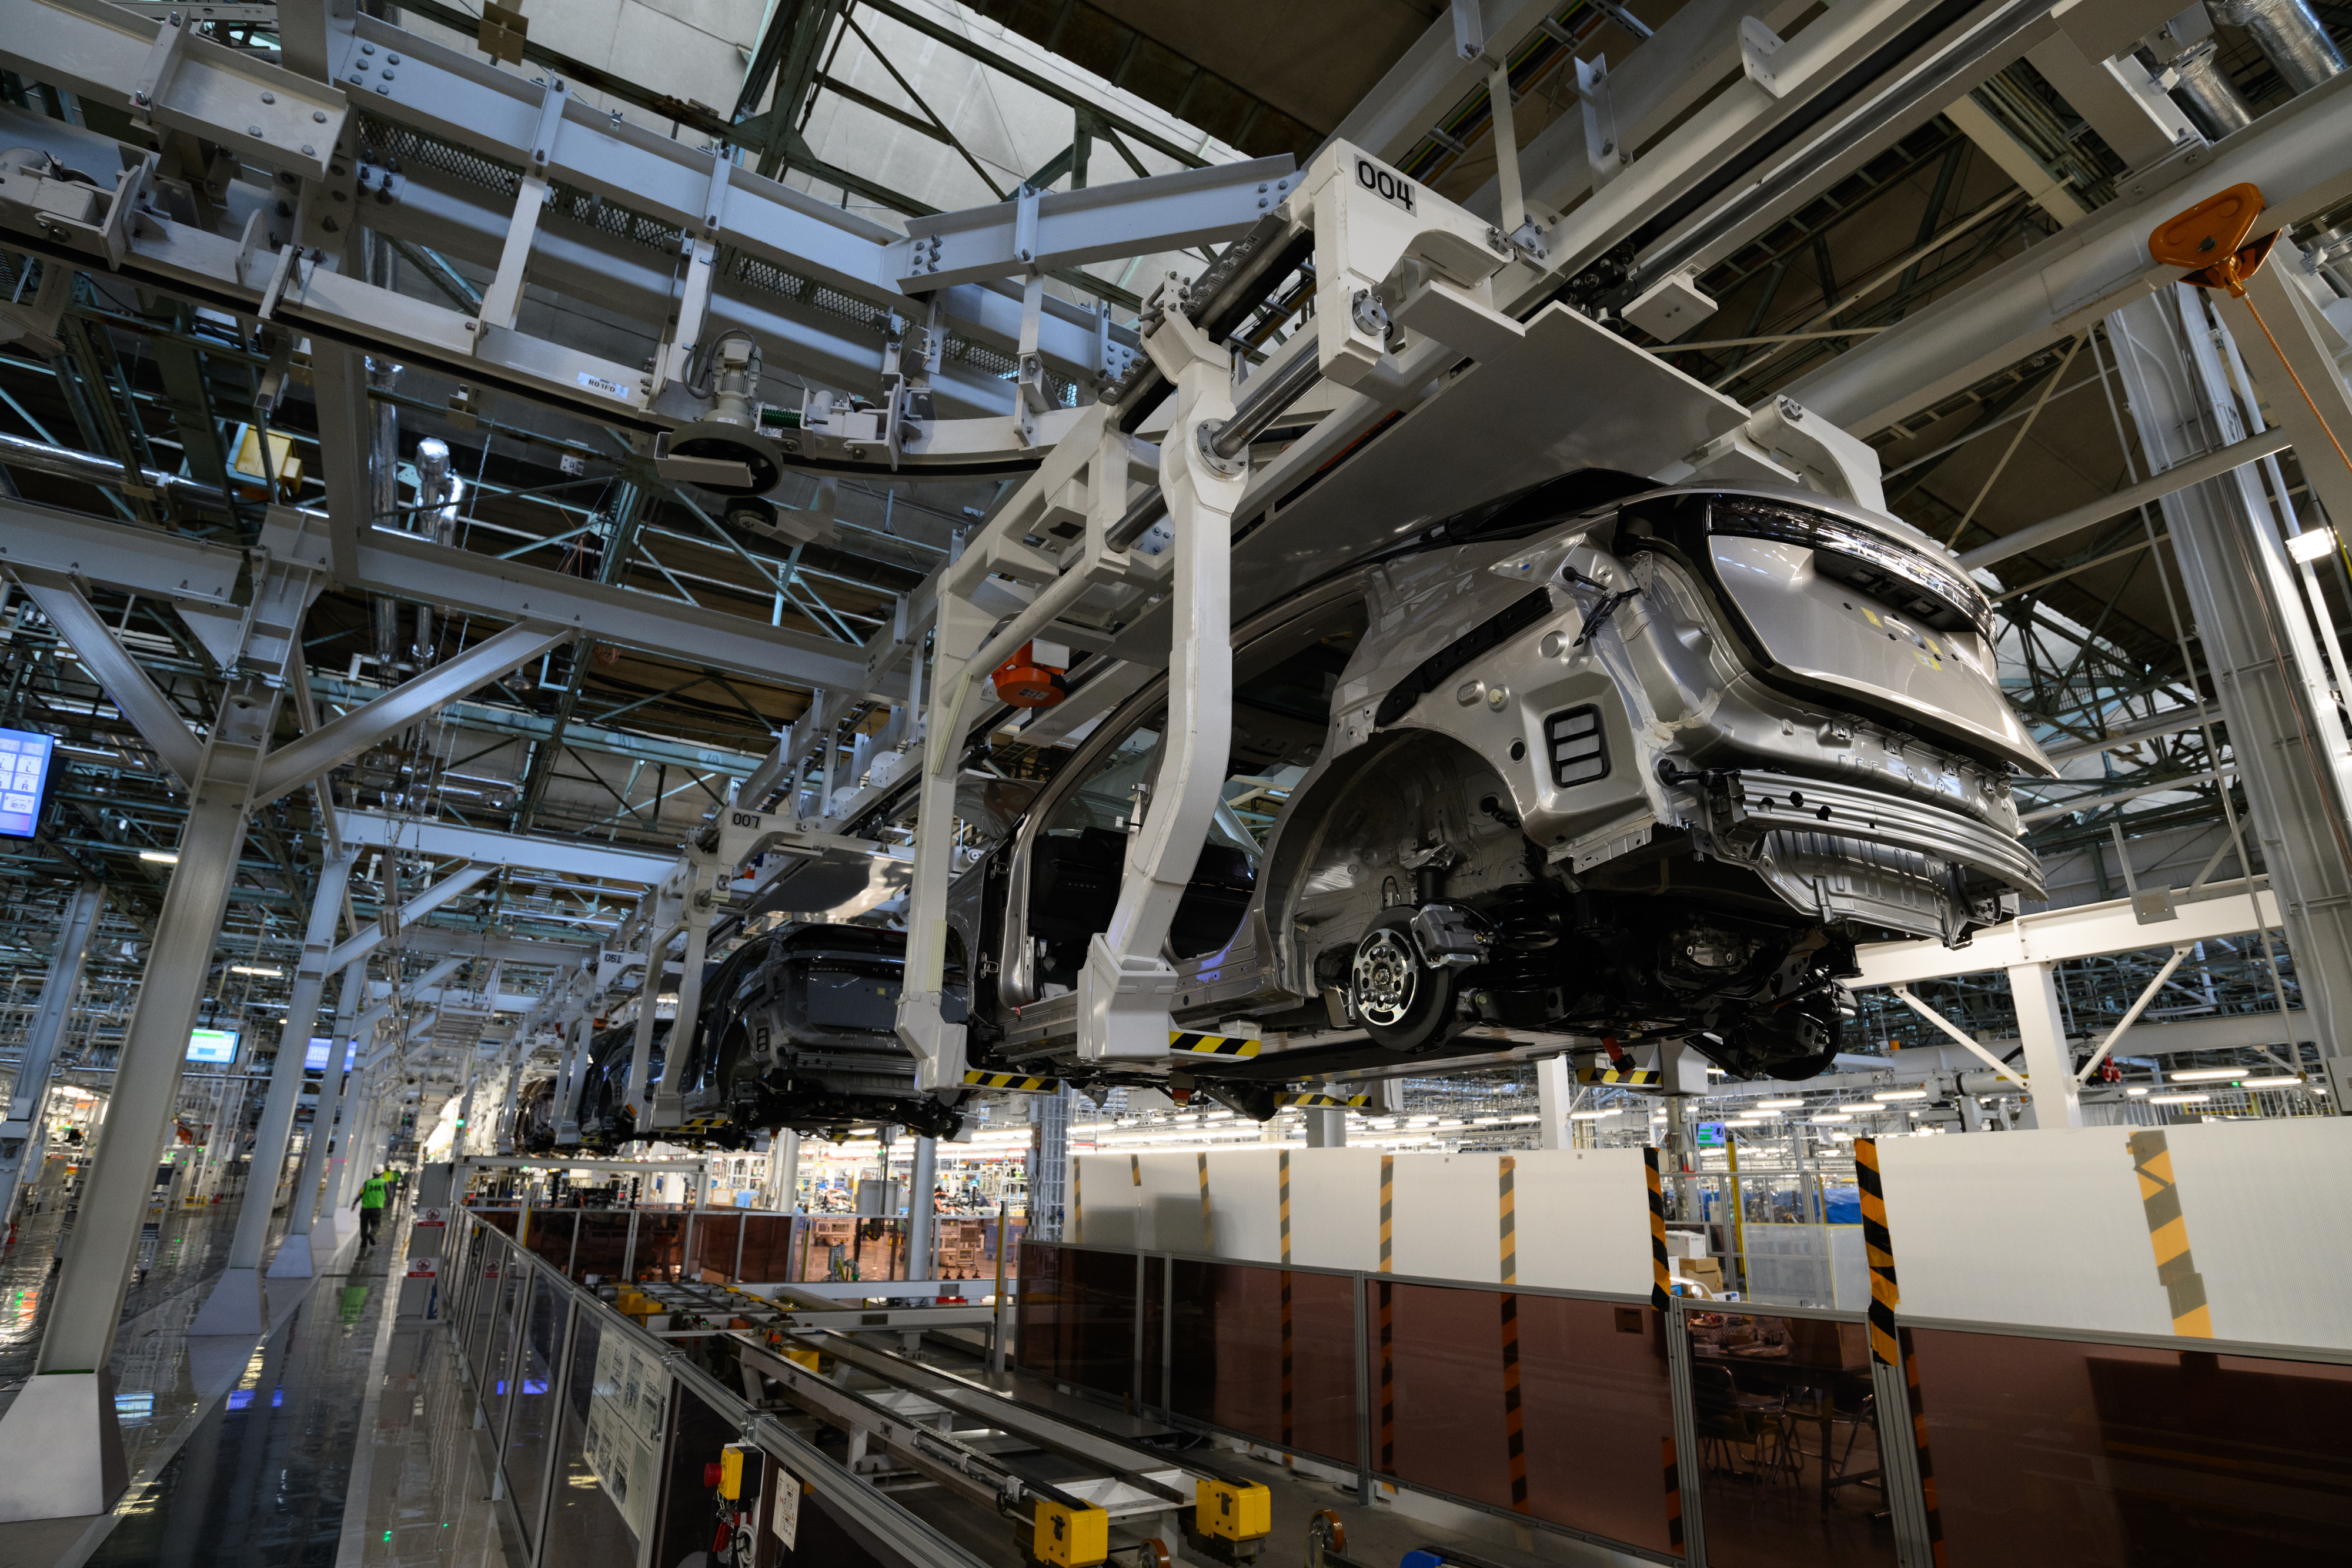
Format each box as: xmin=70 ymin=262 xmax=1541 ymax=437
xmin=0 ymin=729 xmax=57 ymax=840
xmin=303 ymin=1036 xmax=355 ymax=1072
xmin=185 ymin=1028 xmax=239 ymax=1065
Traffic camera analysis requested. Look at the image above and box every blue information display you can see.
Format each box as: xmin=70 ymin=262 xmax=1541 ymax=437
xmin=1695 ymin=1120 xmax=1728 ymax=1148
xmin=185 ymin=1028 xmax=239 ymax=1065
xmin=303 ymin=1035 xmax=355 ymax=1072
xmin=0 ymin=730 xmax=55 ymax=839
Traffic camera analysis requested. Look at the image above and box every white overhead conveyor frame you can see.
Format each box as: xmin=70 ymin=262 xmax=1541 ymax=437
xmin=893 ymin=136 xmax=1545 ymax=1084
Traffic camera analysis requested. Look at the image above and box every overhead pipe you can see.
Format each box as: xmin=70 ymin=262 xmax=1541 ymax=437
xmin=0 ymin=430 xmax=228 ymax=510
xmin=2212 ymin=0 xmax=2346 ymax=95
xmin=2160 ymin=39 xmax=2257 ymax=140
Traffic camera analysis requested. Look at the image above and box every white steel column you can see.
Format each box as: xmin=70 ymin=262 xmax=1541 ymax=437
xmin=192 ymin=851 xmax=354 ymax=1332
xmin=1031 ymin=1089 xmax=1072 ymax=1241
xmin=0 ymin=882 xmax=105 ymax=1226
xmin=493 ymin=1063 xmax=520 ymax=1155
xmin=273 ymin=963 xmax=363 ymax=1273
xmin=1304 ymin=1109 xmax=1346 ymax=1147
xmin=769 ymin=1129 xmax=801 ymax=1212
xmin=188 ymin=1076 xmax=245 ymax=1205
xmin=2007 ymin=962 xmax=2083 ymax=1130
xmin=906 ymin=1134 xmax=938 ymax=1279
xmin=0 ymin=683 xmax=280 ymax=1522
xmin=2107 ymin=286 xmax=2352 ymax=1104
xmin=1535 ymin=1054 xmax=1572 ymax=1151
xmin=455 ymin=1045 xmax=484 ymax=1157
xmin=328 ymin=1067 xmax=383 ymax=1229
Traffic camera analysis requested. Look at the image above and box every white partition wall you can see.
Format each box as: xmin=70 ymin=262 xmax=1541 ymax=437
xmin=1073 ymin=1125 xmax=2352 ymax=1353
xmin=1879 ymin=1119 xmax=2352 ymax=1350
xmin=1072 ymin=1148 xmax=1655 ymax=1298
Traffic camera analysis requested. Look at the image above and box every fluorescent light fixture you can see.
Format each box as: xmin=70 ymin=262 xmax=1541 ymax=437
xmin=1568 ymin=1109 xmax=1619 ymax=1121
xmin=230 ymin=964 xmax=282 ymax=977
xmin=140 ymin=850 xmax=178 ymax=864
xmin=2236 ymin=1075 xmax=2306 ymax=1089
xmin=1873 ymin=1089 xmax=1929 ymax=1101
xmin=2149 ymin=1092 xmax=2211 ymax=1105
xmin=2286 ymin=526 xmax=2338 ymax=563
xmin=2125 ymin=1086 xmax=2149 ymax=1096
xmin=2167 ymin=1068 xmax=2250 ymax=1082
xmin=1811 ymin=1114 xmax=1853 ymax=1123
xmin=1755 ymin=1098 xmax=1805 ymax=1108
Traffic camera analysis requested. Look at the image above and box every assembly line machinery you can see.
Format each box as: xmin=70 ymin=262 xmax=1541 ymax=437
xmin=8 ymin=0 xmax=2352 ymax=1139
xmin=6 ymin=0 xmax=2352 ymax=1523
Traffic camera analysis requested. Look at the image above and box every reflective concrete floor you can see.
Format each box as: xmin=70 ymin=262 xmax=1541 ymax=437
xmin=0 ymin=1201 xmax=516 ymax=1568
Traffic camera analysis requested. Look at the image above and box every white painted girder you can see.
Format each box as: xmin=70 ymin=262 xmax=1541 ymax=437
xmin=1853 ymin=883 xmax=2282 ymax=988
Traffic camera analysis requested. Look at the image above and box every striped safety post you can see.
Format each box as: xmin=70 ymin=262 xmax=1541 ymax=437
xmin=2128 ymin=1129 xmax=2213 ymax=1337
xmin=1642 ymin=1147 xmax=1670 ymax=1310
xmin=1901 ymin=1328 xmax=1949 ymax=1567
xmin=1498 ymin=1155 xmax=1528 ymax=1513
xmin=1662 ymin=1437 xmax=1683 ymax=1553
xmin=1195 ymin=1151 xmax=1212 ymax=1252
xmin=1378 ymin=1153 xmax=1395 ymax=1474
xmin=1855 ymin=1136 xmax=1900 ymax=1366
xmin=1279 ymin=1149 xmax=1294 ymax=1450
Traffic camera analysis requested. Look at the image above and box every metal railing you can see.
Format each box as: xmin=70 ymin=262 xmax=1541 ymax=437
xmin=441 ymin=1207 xmax=994 ymax=1568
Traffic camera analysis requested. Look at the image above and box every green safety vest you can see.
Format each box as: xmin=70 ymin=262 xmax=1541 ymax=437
xmin=359 ymin=1177 xmax=389 ymax=1210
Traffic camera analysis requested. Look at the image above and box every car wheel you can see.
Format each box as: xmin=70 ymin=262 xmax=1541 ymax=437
xmin=1350 ymin=908 xmax=1459 ymax=1051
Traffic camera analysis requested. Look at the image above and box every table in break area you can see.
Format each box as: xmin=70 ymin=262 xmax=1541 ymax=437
xmin=1692 ymin=1349 xmax=1879 ymax=1506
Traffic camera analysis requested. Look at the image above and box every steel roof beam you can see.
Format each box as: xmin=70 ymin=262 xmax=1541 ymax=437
xmin=336 ymin=808 xmax=673 ymax=885
xmin=1783 ymin=69 xmax=2352 ymax=434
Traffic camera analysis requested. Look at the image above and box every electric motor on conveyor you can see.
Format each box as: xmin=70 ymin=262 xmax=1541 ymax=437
xmin=991 ymin=640 xmax=1070 ymax=707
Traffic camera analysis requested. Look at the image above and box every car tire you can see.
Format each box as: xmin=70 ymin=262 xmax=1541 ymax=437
xmin=1350 ymin=908 xmax=1459 ymax=1051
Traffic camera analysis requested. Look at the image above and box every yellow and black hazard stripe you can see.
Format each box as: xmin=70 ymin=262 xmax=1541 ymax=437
xmin=1196 ymin=1151 xmax=1212 ymax=1251
xmin=963 ymin=1070 xmax=1063 ymax=1092
xmin=1378 ymin=1154 xmax=1394 ymax=1275
xmin=1378 ymin=1154 xmax=1395 ymax=1473
xmin=1279 ymin=1150 xmax=1292 ymax=1266
xmin=1642 ymin=1147 xmax=1671 ymax=1310
xmin=1498 ymin=1155 xmax=1528 ymax=1514
xmin=1856 ymin=1136 xmax=1900 ymax=1366
xmin=1579 ymin=1063 xmax=1662 ymax=1088
xmin=1279 ymin=1091 xmax=1372 ymax=1109
xmin=1071 ymin=1151 xmax=1082 ymax=1242
xmin=1901 ymin=1329 xmax=1948 ymax=1566
xmin=1662 ymin=1437 xmax=1683 ymax=1553
xmin=1168 ymin=1031 xmax=1259 ymax=1057
xmin=1279 ymin=1149 xmax=1294 ymax=1449
xmin=1129 ymin=1154 xmax=1141 ymax=1186
xmin=2128 ymin=1129 xmax=2213 ymax=1337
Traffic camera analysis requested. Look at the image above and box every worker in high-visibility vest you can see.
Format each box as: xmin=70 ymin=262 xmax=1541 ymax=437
xmin=353 ymin=1170 xmax=390 ymax=1246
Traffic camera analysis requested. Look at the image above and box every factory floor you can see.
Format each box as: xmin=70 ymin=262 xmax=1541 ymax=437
xmin=0 ymin=1198 xmax=506 ymax=1568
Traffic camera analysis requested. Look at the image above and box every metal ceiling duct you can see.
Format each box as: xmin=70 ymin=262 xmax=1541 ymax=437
xmin=2213 ymin=0 xmax=2347 ymax=95
xmin=2163 ymin=38 xmax=2259 ymax=139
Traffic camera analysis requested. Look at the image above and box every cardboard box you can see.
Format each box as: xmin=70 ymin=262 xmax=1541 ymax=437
xmin=1679 ymin=1257 xmax=1723 ymax=1290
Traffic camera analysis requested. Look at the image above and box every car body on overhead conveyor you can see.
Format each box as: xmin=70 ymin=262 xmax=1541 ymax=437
xmin=526 ymin=469 xmax=2052 ymax=1145
xmin=515 ymin=923 xmax=964 ymax=1153
xmin=910 ymin=468 xmax=2052 ymax=1114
